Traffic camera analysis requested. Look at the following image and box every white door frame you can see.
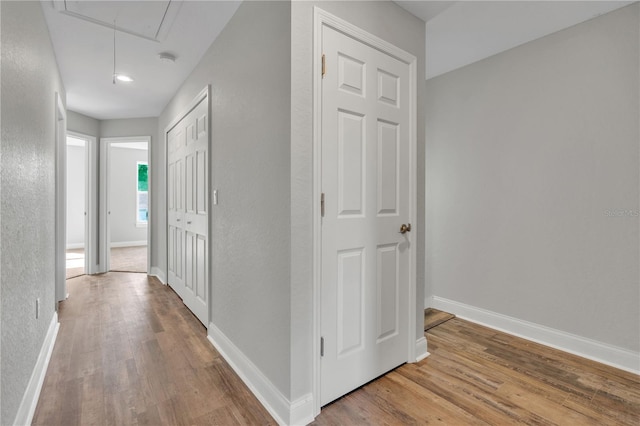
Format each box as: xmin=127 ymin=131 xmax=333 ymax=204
xmin=164 ymin=85 xmax=212 ymax=327
xmin=67 ymin=131 xmax=98 ymax=275
xmin=99 ymin=136 xmax=151 ymax=273
xmin=55 ymin=93 xmax=67 ymax=303
xmin=311 ymin=7 xmax=418 ymax=414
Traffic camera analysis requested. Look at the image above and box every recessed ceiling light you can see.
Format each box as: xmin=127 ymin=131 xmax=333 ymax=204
xmin=115 ymin=74 xmax=134 ymax=83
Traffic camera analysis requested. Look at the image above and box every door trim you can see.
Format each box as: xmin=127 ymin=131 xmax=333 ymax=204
xmin=67 ymin=131 xmax=98 ymax=275
xmin=55 ymin=93 xmax=67 ymax=303
xmin=99 ymin=136 xmax=151 ymax=273
xmin=312 ymin=7 xmax=418 ymax=415
xmin=164 ymin=85 xmax=211 ymax=327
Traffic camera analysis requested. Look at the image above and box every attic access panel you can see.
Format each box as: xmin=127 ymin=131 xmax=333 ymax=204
xmin=54 ymin=0 xmax=182 ymax=42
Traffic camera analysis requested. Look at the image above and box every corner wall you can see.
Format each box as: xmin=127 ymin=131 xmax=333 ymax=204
xmin=0 ymin=1 xmax=66 ymax=423
xmin=67 ymin=110 xmax=99 ymax=138
xmin=158 ymin=0 xmax=292 ymax=412
xmin=425 ymin=4 xmax=639 ymax=359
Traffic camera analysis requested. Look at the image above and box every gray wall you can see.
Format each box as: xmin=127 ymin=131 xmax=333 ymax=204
xmin=66 ymin=144 xmax=85 ymax=246
xmin=158 ymin=1 xmax=292 ymax=398
xmin=100 ymin=117 xmax=157 ymax=140
xmin=0 ymin=1 xmax=66 ymax=424
xmin=109 ymin=146 xmax=148 ymax=244
xmin=67 ymin=110 xmax=99 ymax=138
xmin=290 ymin=0 xmax=426 ymax=401
xmin=425 ymin=3 xmax=639 ymax=352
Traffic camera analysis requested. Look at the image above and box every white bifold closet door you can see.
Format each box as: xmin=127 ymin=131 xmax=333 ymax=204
xmin=167 ymin=97 xmax=209 ymax=326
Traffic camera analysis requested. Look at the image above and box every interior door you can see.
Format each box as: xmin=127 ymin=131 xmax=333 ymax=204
xmin=320 ymin=25 xmax=412 ymax=405
xmin=167 ymin=96 xmax=209 ymax=325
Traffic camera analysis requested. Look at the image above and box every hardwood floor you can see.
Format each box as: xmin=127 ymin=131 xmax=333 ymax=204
xmin=33 ymin=273 xmax=275 ymax=426
xmin=315 ymin=318 xmax=640 ymax=425
xmin=35 ymin=272 xmax=639 ymax=425
xmin=65 ymin=245 xmax=147 ymax=280
xmin=66 ymin=248 xmax=85 ymax=279
xmin=110 ymin=246 xmax=147 ymax=273
xmin=424 ymin=307 xmax=455 ymax=331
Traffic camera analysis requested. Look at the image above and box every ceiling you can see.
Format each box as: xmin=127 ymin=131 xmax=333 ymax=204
xmin=41 ymin=0 xmax=241 ymax=120
xmin=394 ymin=1 xmax=634 ymax=79
xmin=42 ymin=1 xmax=635 ymax=120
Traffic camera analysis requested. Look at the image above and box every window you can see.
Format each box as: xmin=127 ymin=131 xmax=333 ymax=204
xmin=137 ymin=162 xmax=148 ymax=227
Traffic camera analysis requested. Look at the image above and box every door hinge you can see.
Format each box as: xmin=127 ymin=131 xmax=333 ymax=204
xmin=320 ymin=337 xmax=325 ymax=357
xmin=321 ymin=54 xmax=326 ymax=78
xmin=321 ymin=193 xmax=325 ymax=217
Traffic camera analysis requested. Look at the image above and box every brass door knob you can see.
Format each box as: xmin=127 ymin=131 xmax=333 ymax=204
xmin=399 ymin=223 xmax=412 ymax=234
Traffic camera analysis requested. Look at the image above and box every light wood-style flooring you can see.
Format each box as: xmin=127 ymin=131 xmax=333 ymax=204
xmin=424 ymin=307 xmax=455 ymax=331
xmin=65 ymin=246 xmax=147 ymax=279
xmin=34 ymin=273 xmax=274 ymax=425
xmin=34 ymin=272 xmax=639 ymax=425
xmin=66 ymin=248 xmax=85 ymax=279
xmin=109 ymin=245 xmax=147 ymax=273
xmin=316 ymin=319 xmax=640 ymax=425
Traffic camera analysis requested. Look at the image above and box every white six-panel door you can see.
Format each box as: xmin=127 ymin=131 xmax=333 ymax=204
xmin=320 ymin=25 xmax=413 ymax=405
xmin=167 ymin=96 xmax=209 ymax=326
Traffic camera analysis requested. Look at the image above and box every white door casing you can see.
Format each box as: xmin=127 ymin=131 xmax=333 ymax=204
xmin=318 ymin=18 xmax=417 ymax=406
xmin=55 ymin=93 xmax=67 ymax=303
xmin=167 ymin=89 xmax=209 ymax=326
xmin=67 ymin=131 xmax=98 ymax=275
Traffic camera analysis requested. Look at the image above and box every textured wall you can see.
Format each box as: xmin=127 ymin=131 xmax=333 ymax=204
xmin=290 ymin=0 xmax=426 ymax=401
xmin=425 ymin=3 xmax=639 ymax=352
xmin=158 ymin=1 xmax=292 ymax=398
xmin=109 ymin=146 xmax=148 ymax=244
xmin=0 ymin=1 xmax=66 ymax=424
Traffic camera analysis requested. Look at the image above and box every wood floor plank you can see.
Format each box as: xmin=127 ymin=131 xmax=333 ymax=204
xmin=424 ymin=308 xmax=456 ymax=330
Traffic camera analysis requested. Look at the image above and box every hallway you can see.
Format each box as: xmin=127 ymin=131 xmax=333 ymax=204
xmin=33 ymin=273 xmax=275 ymax=425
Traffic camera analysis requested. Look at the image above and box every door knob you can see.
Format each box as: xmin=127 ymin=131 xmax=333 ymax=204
xmin=399 ymin=223 xmax=411 ymax=234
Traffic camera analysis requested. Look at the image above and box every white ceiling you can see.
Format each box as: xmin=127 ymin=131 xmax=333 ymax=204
xmin=394 ymin=1 xmax=635 ymax=79
xmin=41 ymin=0 xmax=241 ymax=120
xmin=42 ymin=1 xmax=635 ymax=120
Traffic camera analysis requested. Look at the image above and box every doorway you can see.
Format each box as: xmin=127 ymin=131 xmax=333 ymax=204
xmin=65 ymin=134 xmax=88 ymax=279
xmin=313 ymin=9 xmax=418 ymax=408
xmin=100 ymin=137 xmax=150 ymax=274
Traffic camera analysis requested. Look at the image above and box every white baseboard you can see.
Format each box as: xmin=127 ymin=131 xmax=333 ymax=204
xmin=289 ymin=393 xmax=315 ymax=426
xmin=150 ymin=267 xmax=166 ymax=284
xmin=110 ymin=240 xmax=147 ymax=248
xmin=414 ymin=336 xmax=430 ymax=362
xmin=430 ymin=296 xmax=640 ymax=375
xmin=66 ymin=243 xmax=84 ymax=250
xmin=13 ymin=313 xmax=59 ymax=426
xmin=207 ymin=323 xmax=315 ymax=426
